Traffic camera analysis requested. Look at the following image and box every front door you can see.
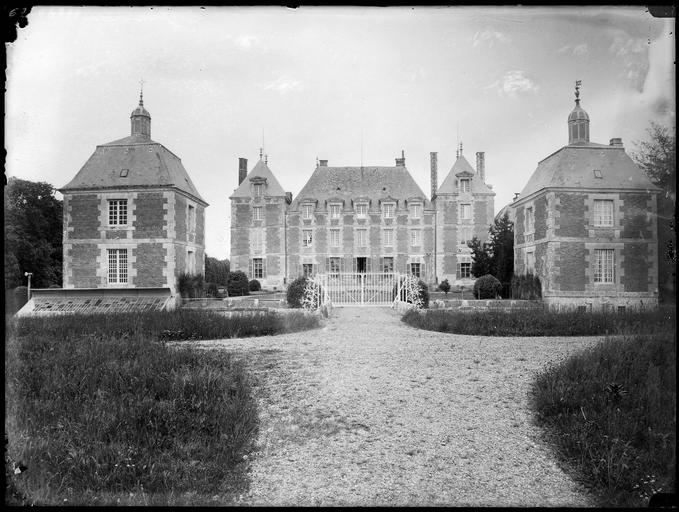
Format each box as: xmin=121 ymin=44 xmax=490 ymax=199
xmin=356 ymin=257 xmax=367 ymax=273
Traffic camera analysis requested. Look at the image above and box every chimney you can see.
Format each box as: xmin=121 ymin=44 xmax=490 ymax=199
xmin=285 ymin=192 xmax=292 ymax=204
xmin=319 ymin=159 xmax=328 ymax=167
xmin=395 ymin=149 xmax=406 ymax=167
xmin=238 ymin=157 xmax=248 ymax=185
xmin=513 ymin=192 xmax=520 ymax=201
xmin=430 ymin=151 xmax=438 ymax=200
xmin=609 ymin=137 xmax=623 ymax=147
xmin=476 ymin=151 xmax=485 ymax=182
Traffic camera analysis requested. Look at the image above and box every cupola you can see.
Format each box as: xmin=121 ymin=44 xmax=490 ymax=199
xmin=130 ymin=87 xmax=151 ymax=139
xmin=568 ymin=80 xmax=589 ymax=144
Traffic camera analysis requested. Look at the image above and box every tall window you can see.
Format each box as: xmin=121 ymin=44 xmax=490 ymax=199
xmin=302 ymin=229 xmax=313 ymax=248
xmin=329 ymin=204 xmax=341 ymax=219
xmin=459 ymin=226 xmax=472 ymax=246
xmin=108 ymin=199 xmax=128 ymax=226
xmin=460 ymin=204 xmax=471 ymax=220
xmin=330 ymin=228 xmax=341 ymax=247
xmin=410 ymin=203 xmax=422 ymax=218
xmin=252 ymin=229 xmax=263 ymax=253
xmin=410 ymin=229 xmax=421 ymax=247
xmin=525 ymin=207 xmax=534 ymax=232
xmin=303 ymin=263 xmax=314 ymax=277
xmin=329 ymin=257 xmax=341 ymax=275
xmin=252 ymin=258 xmax=264 ymax=279
xmin=383 ymin=228 xmax=394 ymax=247
xmin=457 ymin=257 xmax=472 ymax=279
xmin=187 ymin=250 xmax=195 ymax=274
xmin=302 ymin=204 xmax=314 ymax=220
xmin=253 ymin=183 xmax=264 ymax=197
xmin=356 ymin=229 xmax=367 ymax=247
xmin=410 ymin=262 xmax=421 ymax=278
xmin=253 ymin=206 xmax=263 ymax=221
xmin=107 ymin=249 xmax=128 ymax=284
xmin=594 ymin=249 xmax=615 ymax=283
xmin=526 ymin=251 xmax=535 ymax=273
xmin=356 ymin=203 xmax=368 ymax=218
xmin=383 ymin=203 xmax=395 ymax=219
xmin=460 ymin=179 xmax=470 ymax=193
xmin=188 ymin=204 xmax=196 ymax=232
xmin=382 ymin=256 xmax=394 ymax=273
xmin=593 ymin=200 xmax=614 ymax=227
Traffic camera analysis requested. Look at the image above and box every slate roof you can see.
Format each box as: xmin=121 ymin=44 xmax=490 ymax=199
xmin=290 ymin=165 xmax=432 ymax=210
xmin=229 ymin=159 xmax=287 ymax=198
xmin=517 ymin=143 xmax=660 ymax=201
xmin=61 ymin=137 xmax=207 ymax=204
xmin=437 ymin=154 xmax=495 ymax=195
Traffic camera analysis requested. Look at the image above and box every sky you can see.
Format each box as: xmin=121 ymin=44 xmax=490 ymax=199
xmin=6 ymin=6 xmax=675 ymax=260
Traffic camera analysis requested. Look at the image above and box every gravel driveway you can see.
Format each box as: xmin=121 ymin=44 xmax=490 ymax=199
xmin=190 ymin=306 xmax=602 ymax=506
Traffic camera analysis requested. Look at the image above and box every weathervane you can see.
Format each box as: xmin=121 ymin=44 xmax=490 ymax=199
xmin=575 ymin=79 xmax=582 ymax=105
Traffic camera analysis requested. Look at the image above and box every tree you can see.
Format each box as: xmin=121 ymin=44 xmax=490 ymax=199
xmin=468 ymin=237 xmax=493 ymax=277
xmin=204 ymin=255 xmax=230 ymax=286
xmin=4 ymin=178 xmax=63 ymax=289
xmin=488 ymin=212 xmax=515 ymax=286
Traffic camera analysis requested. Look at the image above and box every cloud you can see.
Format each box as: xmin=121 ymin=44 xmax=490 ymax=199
xmin=556 ymin=43 xmax=589 ymax=56
xmin=235 ymin=34 xmax=260 ymax=48
xmin=609 ymin=35 xmax=649 ymax=91
xmin=484 ymin=70 xmax=539 ymax=98
xmin=472 ymin=28 xmax=511 ymax=48
xmin=260 ymin=75 xmax=302 ymax=94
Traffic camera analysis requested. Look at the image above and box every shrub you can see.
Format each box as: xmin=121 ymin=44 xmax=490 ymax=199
xmin=511 ymin=273 xmax=542 ymax=300
xmin=532 ymin=333 xmax=676 ymax=507
xmin=226 ymin=271 xmax=249 ymax=297
xmin=473 ymin=274 xmax=501 ymax=299
xmin=286 ymin=276 xmax=308 ymax=308
xmin=248 ymin=279 xmax=261 ymax=292
xmin=205 ymin=282 xmax=220 ymax=298
xmin=392 ymin=276 xmax=429 ymax=309
xmin=178 ymin=273 xmax=205 ymax=298
xmin=438 ymin=279 xmax=451 ymax=295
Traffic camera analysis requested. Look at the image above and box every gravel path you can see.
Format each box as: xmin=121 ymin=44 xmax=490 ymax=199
xmin=189 ymin=306 xmax=602 ymax=506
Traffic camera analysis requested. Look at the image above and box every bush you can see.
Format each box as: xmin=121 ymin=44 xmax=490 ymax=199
xmin=286 ymin=276 xmax=308 ymax=308
xmin=205 ymin=282 xmax=220 ymax=298
xmin=438 ymin=279 xmax=451 ymax=295
xmin=532 ymin=333 xmax=676 ymax=507
xmin=226 ymin=271 xmax=249 ymax=297
xmin=473 ymin=274 xmax=501 ymax=299
xmin=178 ymin=273 xmax=205 ymax=298
xmin=392 ymin=277 xmax=429 ymax=309
xmin=248 ymin=279 xmax=261 ymax=292
xmin=511 ymin=273 xmax=542 ymax=299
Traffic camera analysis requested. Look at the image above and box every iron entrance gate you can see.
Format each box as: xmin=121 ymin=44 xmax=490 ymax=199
xmin=318 ymin=272 xmax=400 ymax=306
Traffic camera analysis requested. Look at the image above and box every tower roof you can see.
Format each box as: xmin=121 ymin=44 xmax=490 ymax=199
xmin=437 ymin=154 xmax=494 ymax=195
xmin=229 ymin=159 xmax=287 ymax=198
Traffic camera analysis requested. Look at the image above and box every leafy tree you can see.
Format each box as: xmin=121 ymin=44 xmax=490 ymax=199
xmin=488 ymin=212 xmax=515 ymax=286
xmin=468 ymin=237 xmax=493 ymax=277
xmin=226 ymin=271 xmax=249 ymax=296
xmin=438 ymin=278 xmax=451 ymax=295
xmin=4 ymin=178 xmax=63 ymax=289
xmin=204 ymin=255 xmax=230 ymax=286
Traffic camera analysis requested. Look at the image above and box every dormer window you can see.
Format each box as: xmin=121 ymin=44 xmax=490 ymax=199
xmin=356 ymin=203 xmax=368 ymax=218
xmin=120 ymin=168 xmax=129 ymax=177
xmin=253 ymin=183 xmax=264 ymax=197
xmin=410 ymin=203 xmax=422 ymax=218
xmin=329 ymin=204 xmax=342 ymax=219
xmin=460 ymin=179 xmax=470 ymax=193
xmin=383 ymin=203 xmax=395 ymax=219
xmin=302 ymin=204 xmax=314 ymax=220
xmin=593 ymin=169 xmax=603 ymax=179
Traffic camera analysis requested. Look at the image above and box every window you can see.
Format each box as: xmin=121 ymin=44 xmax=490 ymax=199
xmin=383 ymin=228 xmax=394 ymax=247
xmin=410 ymin=229 xmax=421 ymax=247
xmin=329 ymin=204 xmax=342 ymax=219
xmin=594 ymin=249 xmax=615 ymax=283
xmin=383 ymin=203 xmax=395 ymax=219
xmin=459 ymin=226 xmax=472 ymax=246
xmin=188 ymin=204 xmax=196 ymax=232
xmin=356 ymin=229 xmax=367 ymax=247
xmin=460 ymin=204 xmax=471 ymax=220
xmin=253 ymin=183 xmax=264 ymax=197
xmin=108 ymin=199 xmax=128 ymax=226
xmin=457 ymin=257 xmax=472 ymax=279
xmin=187 ymin=250 xmax=196 ymax=274
xmin=330 ymin=229 xmax=341 ymax=247
xmin=410 ymin=262 xmax=421 ymax=278
xmin=252 ymin=229 xmax=263 ymax=253
xmin=356 ymin=203 xmax=368 ymax=217
xmin=329 ymin=257 xmax=341 ymax=275
xmin=525 ymin=207 xmax=534 ymax=232
xmin=460 ymin=179 xmax=470 ymax=193
xmin=593 ymin=169 xmax=603 ymax=179
xmin=303 ymin=229 xmax=313 ymax=248
xmin=302 ymin=204 xmax=314 ymax=220
xmin=253 ymin=206 xmax=263 ymax=221
xmin=303 ymin=263 xmax=314 ymax=277
xmin=382 ymin=256 xmax=394 ymax=273
xmin=107 ymin=249 xmax=128 ymax=284
xmin=526 ymin=251 xmax=535 ymax=273
xmin=593 ymin=200 xmax=614 ymax=227
xmin=252 ymin=258 xmax=264 ymax=279
xmin=410 ymin=203 xmax=422 ymax=218
xmin=120 ymin=168 xmax=129 ymax=177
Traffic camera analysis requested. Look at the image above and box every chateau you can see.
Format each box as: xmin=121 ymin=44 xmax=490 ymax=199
xmin=230 ymin=148 xmax=495 ymax=289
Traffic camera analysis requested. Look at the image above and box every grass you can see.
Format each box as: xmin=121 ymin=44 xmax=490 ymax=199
xmin=531 ymin=332 xmax=676 ymax=507
xmin=402 ymin=306 xmax=675 ymax=337
xmin=4 ymin=309 xmax=320 ymax=505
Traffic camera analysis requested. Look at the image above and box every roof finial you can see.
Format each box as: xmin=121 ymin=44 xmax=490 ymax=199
xmin=575 ymin=79 xmax=581 ymax=106
xmin=139 ymin=78 xmax=145 ymax=106
xmin=459 ymin=142 xmax=463 ymax=156
xmin=259 ymin=147 xmax=263 ymax=159
xmin=264 ymin=153 xmax=268 ymax=164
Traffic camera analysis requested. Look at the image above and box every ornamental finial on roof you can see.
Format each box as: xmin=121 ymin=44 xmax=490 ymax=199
xmin=264 ymin=153 xmax=268 ymax=164
xmin=139 ymin=78 xmax=145 ymax=106
xmin=259 ymin=147 xmax=263 ymax=159
xmin=575 ymin=79 xmax=581 ymax=106
xmin=459 ymin=142 xmax=463 ymax=156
